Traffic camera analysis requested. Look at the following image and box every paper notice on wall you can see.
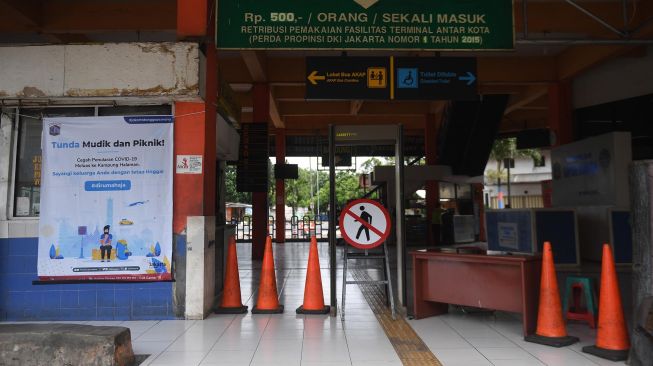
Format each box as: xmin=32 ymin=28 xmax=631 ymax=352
xmin=498 ymin=222 xmax=519 ymax=250
xmin=176 ymin=155 xmax=202 ymax=174
xmin=15 ymin=197 xmax=30 ymax=216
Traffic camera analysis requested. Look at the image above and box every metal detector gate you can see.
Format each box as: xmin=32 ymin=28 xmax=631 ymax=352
xmin=328 ymin=124 xmax=406 ymax=316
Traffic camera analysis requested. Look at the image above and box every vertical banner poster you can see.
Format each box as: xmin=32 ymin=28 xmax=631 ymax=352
xmin=38 ymin=116 xmax=174 ymax=281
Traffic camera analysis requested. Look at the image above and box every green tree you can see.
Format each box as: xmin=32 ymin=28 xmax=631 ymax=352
xmin=361 ymin=157 xmax=385 ymax=173
xmin=224 ymin=165 xmax=251 ymax=203
xmin=487 ymin=138 xmax=541 ymax=205
xmin=316 ymin=170 xmax=364 ymax=212
xmin=285 ymin=167 xmax=313 ymax=215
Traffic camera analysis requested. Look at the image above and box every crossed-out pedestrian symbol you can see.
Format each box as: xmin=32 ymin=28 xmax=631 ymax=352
xmin=339 ymin=199 xmax=391 ymax=250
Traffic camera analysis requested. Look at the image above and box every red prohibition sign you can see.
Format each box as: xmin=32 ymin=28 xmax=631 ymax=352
xmin=339 ymin=199 xmax=391 ymax=249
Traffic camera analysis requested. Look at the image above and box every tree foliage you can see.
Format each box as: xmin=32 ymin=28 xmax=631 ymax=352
xmin=224 ymin=162 xmax=367 ymax=215
xmin=224 ymin=165 xmax=251 ymax=203
xmin=486 ymin=138 xmax=541 ymax=184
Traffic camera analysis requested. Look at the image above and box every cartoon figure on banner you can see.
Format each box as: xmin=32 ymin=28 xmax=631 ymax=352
xmin=99 ymin=225 xmax=113 ymax=262
xmin=355 ymin=206 xmax=373 ymax=241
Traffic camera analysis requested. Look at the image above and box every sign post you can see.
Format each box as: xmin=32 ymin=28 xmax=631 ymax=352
xmin=339 ymin=198 xmax=395 ymax=319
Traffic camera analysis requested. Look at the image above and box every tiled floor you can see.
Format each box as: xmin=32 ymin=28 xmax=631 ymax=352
xmin=408 ymin=308 xmax=627 ymax=366
xmin=3 ymin=242 xmax=630 ymax=366
xmin=130 ymin=242 xmax=402 ymax=366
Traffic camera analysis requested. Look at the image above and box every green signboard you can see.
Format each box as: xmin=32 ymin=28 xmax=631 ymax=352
xmin=217 ymin=0 xmax=514 ymax=50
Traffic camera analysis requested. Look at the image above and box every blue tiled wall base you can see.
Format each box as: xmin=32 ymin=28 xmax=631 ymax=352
xmin=0 ymin=238 xmax=177 ymax=321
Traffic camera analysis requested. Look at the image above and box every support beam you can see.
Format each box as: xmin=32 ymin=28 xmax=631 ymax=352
xmin=241 ymin=51 xmax=267 ymax=83
xmin=275 ymin=129 xmax=286 ymax=243
xmin=500 ymin=117 xmax=548 ymax=134
xmin=429 ymin=101 xmax=447 ymax=115
xmin=556 ymin=9 xmax=653 ymax=80
xmin=274 ymin=85 xmax=306 ymax=101
xmin=251 ymin=83 xmax=270 ymax=260
xmin=513 ymin=1 xmax=652 ymax=38
xmin=556 ymin=45 xmax=627 ymax=80
xmin=283 ymin=115 xmax=426 ymax=131
xmin=350 ymin=100 xmax=364 ymax=115
xmin=269 ymin=88 xmax=284 ymax=128
xmin=177 ymin=0 xmax=207 ymax=38
xmin=548 ymin=81 xmax=574 ymax=146
xmin=0 ymin=0 xmax=41 ymax=30
xmin=40 ymin=0 xmax=176 ymax=33
xmin=504 ymin=85 xmax=548 ymax=114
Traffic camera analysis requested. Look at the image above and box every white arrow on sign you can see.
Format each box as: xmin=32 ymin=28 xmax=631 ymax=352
xmin=354 ymin=0 xmax=379 ymax=10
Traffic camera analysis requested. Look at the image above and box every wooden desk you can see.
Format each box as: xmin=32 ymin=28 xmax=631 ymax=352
xmin=411 ymin=250 xmax=541 ymax=336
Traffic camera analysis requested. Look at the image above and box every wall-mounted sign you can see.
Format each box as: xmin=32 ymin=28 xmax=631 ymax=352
xmin=176 ymin=155 xmax=203 ymax=174
xmin=217 ymin=0 xmax=514 ymax=51
xmin=394 ymin=57 xmax=477 ymax=100
xmin=306 ymin=57 xmax=391 ymax=100
xmin=306 ymin=57 xmax=477 ymax=100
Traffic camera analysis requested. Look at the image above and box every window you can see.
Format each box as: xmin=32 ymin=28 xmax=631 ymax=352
xmin=439 ymin=182 xmax=455 ymax=199
xmin=534 ymin=156 xmax=546 ymax=167
xmin=455 ymin=184 xmax=472 ymax=199
xmin=11 ymin=105 xmax=172 ymax=218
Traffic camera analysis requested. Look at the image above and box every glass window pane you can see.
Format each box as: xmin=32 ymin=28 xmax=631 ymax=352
xmin=456 ymin=184 xmax=472 ymax=199
xmin=439 ymin=182 xmax=455 ymax=199
xmin=13 ymin=107 xmax=95 ymax=217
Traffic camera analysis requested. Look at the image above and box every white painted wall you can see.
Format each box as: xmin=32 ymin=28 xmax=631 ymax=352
xmin=0 ymin=112 xmax=12 ymax=223
xmin=0 ymin=43 xmax=200 ymax=99
xmin=573 ymin=46 xmax=653 ymax=108
xmin=0 ymin=42 xmax=202 ymax=240
xmin=484 ymin=150 xmax=552 ymax=198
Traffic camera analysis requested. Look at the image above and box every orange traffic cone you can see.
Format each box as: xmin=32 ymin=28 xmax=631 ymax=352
xmin=296 ymin=237 xmax=330 ymax=315
xmin=215 ymin=235 xmax=248 ymax=314
xmin=525 ymin=241 xmax=579 ymax=347
xmin=582 ymin=243 xmax=630 ymax=361
xmin=252 ymin=236 xmax=284 ymax=314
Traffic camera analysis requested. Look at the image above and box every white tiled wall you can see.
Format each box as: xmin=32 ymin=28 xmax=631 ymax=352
xmin=1 ymin=220 xmax=38 ymax=239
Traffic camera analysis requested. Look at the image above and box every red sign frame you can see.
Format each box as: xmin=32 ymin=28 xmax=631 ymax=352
xmin=339 ymin=199 xmax=391 ymax=249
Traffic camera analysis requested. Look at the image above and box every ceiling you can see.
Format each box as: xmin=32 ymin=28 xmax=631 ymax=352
xmin=1 ymin=0 xmax=652 ymax=140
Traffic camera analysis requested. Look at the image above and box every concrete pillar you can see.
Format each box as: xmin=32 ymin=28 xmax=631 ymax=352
xmin=251 ymin=84 xmax=269 ymax=260
xmin=185 ymin=216 xmax=216 ymax=319
xmin=275 ymin=129 xmax=286 ymax=243
xmin=171 ymin=32 xmax=218 ymax=315
xmin=173 ymin=102 xmax=207 ymax=233
xmin=548 ymin=81 xmax=574 ymax=146
xmin=177 ymin=0 xmax=207 ymax=38
xmin=629 ymin=161 xmax=653 ymax=365
xmin=172 ymin=46 xmax=217 ymax=232
xmin=425 ymin=113 xmax=440 ymax=246
xmin=0 ymin=111 xmax=12 ymax=222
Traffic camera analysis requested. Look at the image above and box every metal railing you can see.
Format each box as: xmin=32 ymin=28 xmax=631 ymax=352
xmin=233 ymin=214 xmax=330 ymax=242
